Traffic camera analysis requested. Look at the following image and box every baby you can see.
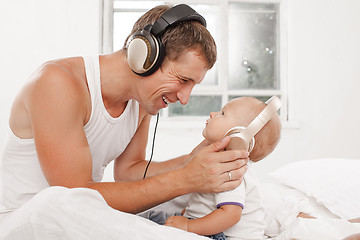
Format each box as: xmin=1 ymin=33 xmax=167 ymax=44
xmin=165 ymin=96 xmax=282 ymax=240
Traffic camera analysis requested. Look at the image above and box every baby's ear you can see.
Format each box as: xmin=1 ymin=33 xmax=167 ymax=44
xmin=225 ymin=137 xmax=248 ymax=151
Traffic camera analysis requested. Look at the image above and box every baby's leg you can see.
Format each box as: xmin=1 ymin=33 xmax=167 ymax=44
xmin=297 ymin=212 xmax=316 ymax=219
xmin=343 ymin=233 xmax=360 ymax=240
xmin=207 ymin=232 xmax=227 ymax=240
xmin=298 ymin=213 xmax=360 ymax=224
xmin=349 ymin=218 xmax=360 ymax=223
xmin=145 ymin=210 xmax=169 ymax=225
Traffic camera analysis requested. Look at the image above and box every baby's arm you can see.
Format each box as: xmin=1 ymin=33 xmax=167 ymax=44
xmin=165 ymin=204 xmax=242 ymax=236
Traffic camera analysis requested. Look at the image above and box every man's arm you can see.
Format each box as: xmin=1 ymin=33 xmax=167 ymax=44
xmin=26 ymin=64 xmax=94 ymax=188
xmin=165 ymin=205 xmax=242 ymax=235
xmin=113 ymin=112 xmax=211 ymax=181
xmin=112 ymin=113 xmax=190 ymax=181
xmin=94 ymin=136 xmax=248 ymax=213
xmin=25 ymin=64 xmax=176 ymax=213
xmin=27 ymin=64 xmax=248 ymax=214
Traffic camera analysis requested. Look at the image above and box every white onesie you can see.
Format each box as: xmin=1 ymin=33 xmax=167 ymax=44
xmin=183 ymin=167 xmax=266 ymax=240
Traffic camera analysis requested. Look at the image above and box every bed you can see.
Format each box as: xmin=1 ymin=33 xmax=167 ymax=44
xmin=260 ymin=158 xmax=360 ymax=239
xmin=144 ymin=158 xmax=360 ymax=239
xmin=0 ymin=158 xmax=359 ymax=239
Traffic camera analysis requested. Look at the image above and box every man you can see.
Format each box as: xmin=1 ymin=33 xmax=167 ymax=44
xmin=0 ymin=4 xmax=248 ymax=231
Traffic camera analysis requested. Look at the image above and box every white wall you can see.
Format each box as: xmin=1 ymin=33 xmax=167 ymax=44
xmin=1 ymin=0 xmax=359 ymax=182
xmin=0 ymin=0 xmax=101 ymax=147
xmin=286 ymin=0 xmax=360 ymax=159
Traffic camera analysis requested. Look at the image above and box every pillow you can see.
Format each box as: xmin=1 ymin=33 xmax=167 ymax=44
xmin=269 ymin=158 xmax=360 ymax=219
xmin=260 ymin=181 xmax=340 ymax=237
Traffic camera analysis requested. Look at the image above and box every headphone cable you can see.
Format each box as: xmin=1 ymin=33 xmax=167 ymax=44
xmin=143 ymin=112 xmax=160 ymax=179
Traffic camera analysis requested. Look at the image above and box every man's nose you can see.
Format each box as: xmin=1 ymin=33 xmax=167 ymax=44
xmin=177 ymin=85 xmax=194 ymax=105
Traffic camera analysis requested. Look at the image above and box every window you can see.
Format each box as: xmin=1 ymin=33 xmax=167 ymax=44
xmin=102 ymin=0 xmax=287 ymax=122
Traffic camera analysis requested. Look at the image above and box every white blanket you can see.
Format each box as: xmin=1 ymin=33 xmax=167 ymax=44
xmin=274 ymin=218 xmax=360 ymax=240
xmin=1 ymin=158 xmax=359 ymax=240
xmin=1 ymin=186 xmax=359 ymax=240
xmin=0 ymin=187 xmax=207 ymax=240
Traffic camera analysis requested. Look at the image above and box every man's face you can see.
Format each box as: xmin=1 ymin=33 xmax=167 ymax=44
xmin=140 ymin=49 xmax=208 ymax=115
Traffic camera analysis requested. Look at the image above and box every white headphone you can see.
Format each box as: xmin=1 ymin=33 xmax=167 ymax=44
xmin=225 ymin=96 xmax=281 ymax=152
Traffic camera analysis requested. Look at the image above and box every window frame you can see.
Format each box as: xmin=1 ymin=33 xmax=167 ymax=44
xmin=101 ymin=0 xmax=290 ymax=125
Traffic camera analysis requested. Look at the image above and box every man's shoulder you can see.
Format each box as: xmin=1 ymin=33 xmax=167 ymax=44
xmin=37 ymin=57 xmax=84 ymax=81
xmin=28 ymin=57 xmax=89 ymax=99
xmin=28 ymin=57 xmax=89 ymax=108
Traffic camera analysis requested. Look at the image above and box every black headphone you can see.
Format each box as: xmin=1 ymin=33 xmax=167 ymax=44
xmin=126 ymin=4 xmax=206 ymax=76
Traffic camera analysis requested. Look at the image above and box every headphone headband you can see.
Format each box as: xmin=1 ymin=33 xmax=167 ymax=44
xmin=225 ymin=96 xmax=281 ymax=152
xmin=151 ymin=4 xmax=206 ymax=36
xmin=242 ymin=96 xmax=281 ymax=142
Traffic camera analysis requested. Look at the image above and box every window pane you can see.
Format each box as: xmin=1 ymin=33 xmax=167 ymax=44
xmin=113 ymin=1 xmax=163 ymax=51
xmin=202 ymin=65 xmax=218 ymax=86
xmin=190 ymin=4 xmax=220 ymax=86
xmin=229 ymin=95 xmax=272 ymax=102
xmin=113 ymin=12 xmax=144 ymax=51
xmin=169 ymin=96 xmax=221 ymax=116
xmin=113 ymin=1 xmax=163 ymax=10
xmin=228 ymin=3 xmax=279 ymax=90
xmin=232 ymin=2 xmax=276 ymax=11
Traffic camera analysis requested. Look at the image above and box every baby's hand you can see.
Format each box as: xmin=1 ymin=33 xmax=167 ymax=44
xmin=165 ymin=215 xmax=189 ymax=231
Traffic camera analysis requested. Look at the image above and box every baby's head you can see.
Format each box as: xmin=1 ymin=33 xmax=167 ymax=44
xmin=202 ymin=97 xmax=281 ymax=162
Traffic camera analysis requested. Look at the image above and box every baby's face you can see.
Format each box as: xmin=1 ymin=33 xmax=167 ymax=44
xmin=202 ymin=100 xmax=241 ymax=143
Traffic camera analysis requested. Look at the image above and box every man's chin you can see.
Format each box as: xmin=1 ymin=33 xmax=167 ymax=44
xmin=146 ymin=107 xmax=160 ymax=116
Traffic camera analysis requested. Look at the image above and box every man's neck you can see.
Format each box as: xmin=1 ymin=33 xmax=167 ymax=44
xmin=99 ymin=50 xmax=136 ymax=107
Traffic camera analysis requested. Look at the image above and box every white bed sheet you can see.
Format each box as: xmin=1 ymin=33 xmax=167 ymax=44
xmin=260 ymin=181 xmax=360 ymax=239
xmin=274 ymin=218 xmax=360 ymax=240
xmin=0 ymin=187 xmax=207 ymax=240
xmin=269 ymin=158 xmax=360 ymax=220
xmin=0 ymin=186 xmax=358 ymax=240
xmin=1 ymin=158 xmax=359 ymax=239
xmin=144 ymin=180 xmax=360 ymax=240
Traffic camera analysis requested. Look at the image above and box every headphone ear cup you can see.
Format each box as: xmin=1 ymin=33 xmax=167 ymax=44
xmin=226 ymin=136 xmax=249 ymax=151
xmin=126 ymin=30 xmax=162 ymax=76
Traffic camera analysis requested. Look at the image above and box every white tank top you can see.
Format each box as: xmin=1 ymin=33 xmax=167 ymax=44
xmin=0 ymin=56 xmax=139 ymax=211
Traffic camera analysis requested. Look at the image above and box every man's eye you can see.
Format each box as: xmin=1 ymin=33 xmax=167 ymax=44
xmin=221 ymin=111 xmax=224 ymax=115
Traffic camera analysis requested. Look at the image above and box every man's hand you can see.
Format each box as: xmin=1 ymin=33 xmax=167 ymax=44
xmin=165 ymin=215 xmax=189 ymax=231
xmin=190 ymin=139 xmax=210 ymax=156
xmin=181 ymin=139 xmax=210 ymax=166
xmin=180 ymin=136 xmax=249 ymax=194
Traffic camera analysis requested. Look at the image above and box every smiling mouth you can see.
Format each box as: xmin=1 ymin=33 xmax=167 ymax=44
xmin=162 ymin=95 xmax=170 ymax=106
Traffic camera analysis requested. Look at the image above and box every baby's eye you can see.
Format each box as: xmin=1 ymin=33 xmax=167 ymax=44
xmin=221 ymin=111 xmax=224 ymax=115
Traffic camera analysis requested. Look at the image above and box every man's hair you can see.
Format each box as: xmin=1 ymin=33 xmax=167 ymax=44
xmin=123 ymin=4 xmax=217 ymax=69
